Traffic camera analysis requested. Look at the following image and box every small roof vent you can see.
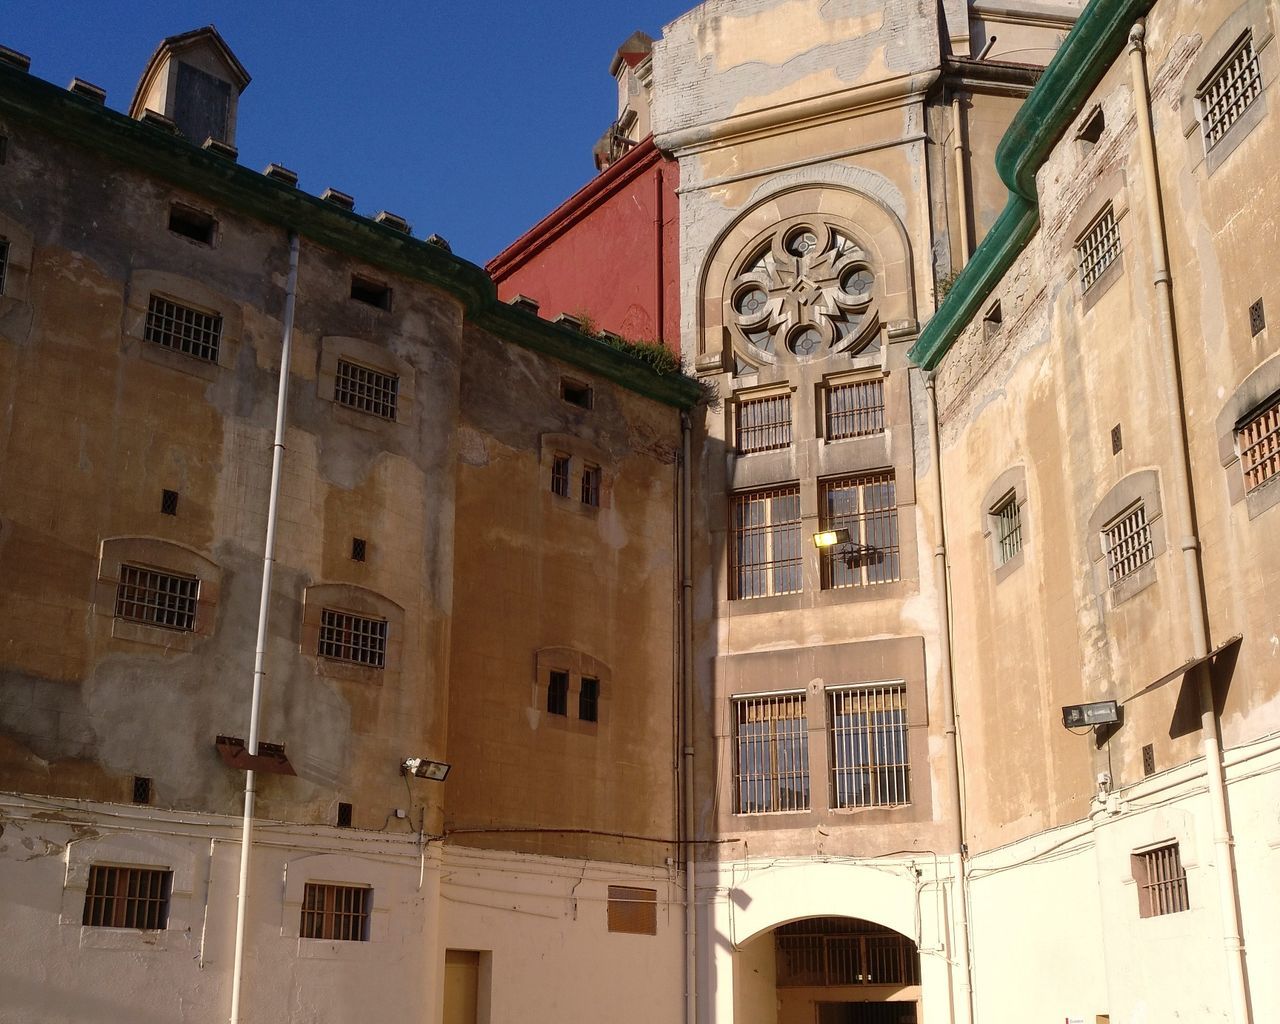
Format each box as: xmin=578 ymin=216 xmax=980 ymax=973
xmin=374 ymin=210 xmax=412 ymax=234
xmin=202 ymin=137 xmax=238 ymax=160
xmin=508 ymin=294 xmax=541 ymax=315
xmin=554 ymin=313 xmax=586 ymax=332
xmin=425 ymin=233 xmax=452 ymax=252
xmin=322 ymin=187 xmax=355 ymax=211
xmin=263 ymin=163 xmax=299 ymax=187
xmin=0 ymin=45 xmax=32 ymax=73
xmin=68 ymin=78 xmax=106 ymax=104
xmin=140 ymin=109 xmax=180 ymax=134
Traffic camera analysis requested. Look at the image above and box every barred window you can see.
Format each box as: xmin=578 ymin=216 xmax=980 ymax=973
xmin=300 ymin=882 xmax=371 ymax=941
xmin=318 ymin=608 xmax=387 ymax=668
xmin=1102 ymin=501 xmax=1154 ymax=586
xmin=82 ymin=865 xmax=172 ymax=930
xmin=115 ymin=564 xmax=199 ymax=632
xmin=1199 ymin=32 xmax=1263 ymax=151
xmin=579 ymin=676 xmax=599 ymax=722
xmin=551 ymin=454 xmax=571 ymax=497
xmin=775 ymin=918 xmax=919 ymax=988
xmin=729 ymin=486 xmax=802 ymax=599
xmin=828 ymin=684 xmax=910 ymax=809
xmin=1133 ymin=843 xmax=1189 ymax=918
xmin=992 ymin=491 xmax=1023 ymax=565
xmin=733 ymin=691 xmax=809 ymax=813
xmin=736 ymin=393 xmax=792 ymax=453
xmin=581 ymin=464 xmax=601 ymax=507
xmin=1076 ymin=205 xmax=1120 ymax=291
xmin=826 ymin=378 xmax=885 ymax=440
xmin=547 ymin=670 xmax=569 ymax=716
xmin=819 ymin=472 xmax=900 ymax=589
xmin=144 ymin=294 xmax=222 ymax=363
xmin=334 ymin=359 xmax=398 ymax=420
xmin=1237 ymin=394 xmax=1280 ymax=493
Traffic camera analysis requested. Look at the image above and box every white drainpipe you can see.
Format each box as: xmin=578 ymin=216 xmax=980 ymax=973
xmin=680 ymin=411 xmax=698 ymax=1024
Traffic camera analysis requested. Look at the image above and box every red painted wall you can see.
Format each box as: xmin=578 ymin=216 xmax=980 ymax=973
xmin=488 ymin=138 xmax=680 ymax=353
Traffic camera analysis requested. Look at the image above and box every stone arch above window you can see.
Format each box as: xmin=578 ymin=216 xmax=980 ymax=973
xmin=301 ymin=582 xmax=404 ymax=683
xmin=980 ymin=465 xmax=1029 ymax=582
xmin=1085 ymin=469 xmax=1167 ymax=607
xmin=697 ymin=185 xmax=914 ymax=375
xmin=318 ymin=335 xmax=417 ymax=431
xmin=95 ymin=536 xmax=222 ymax=651
xmin=1215 ymin=351 xmax=1280 ymax=518
xmin=122 ymin=269 xmax=243 ymax=381
xmin=534 ymin=646 xmax=611 ymax=735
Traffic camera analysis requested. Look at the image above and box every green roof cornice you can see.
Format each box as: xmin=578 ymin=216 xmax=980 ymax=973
xmin=910 ymin=0 xmax=1155 ymax=371
xmin=0 ymin=62 xmax=702 ymax=409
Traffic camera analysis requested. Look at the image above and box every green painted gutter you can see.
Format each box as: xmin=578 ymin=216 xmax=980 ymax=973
xmin=0 ymin=62 xmax=702 ymax=410
xmin=910 ymin=0 xmax=1155 ymax=371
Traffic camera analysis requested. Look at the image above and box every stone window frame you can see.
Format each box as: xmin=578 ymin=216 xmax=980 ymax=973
xmin=318 ymin=336 xmax=417 ymax=434
xmin=1180 ymin=0 xmax=1277 ymax=176
xmin=726 ymin=380 xmax=796 ymax=455
xmin=533 ymin=646 xmax=610 ymax=737
xmin=95 ymin=536 xmax=221 ymax=653
xmin=0 ymin=210 xmax=35 ymax=307
xmin=301 ymin=583 xmax=404 ymax=685
xmin=60 ymin=833 xmax=197 ymax=953
xmin=165 ymin=198 xmax=220 ymax=249
xmin=1085 ymin=469 xmax=1167 ymax=607
xmin=1063 ymin=169 xmax=1129 ymax=313
xmin=540 ymin=432 xmax=612 ymax=518
xmin=282 ymin=852 xmax=393 ymax=962
xmin=1215 ymin=351 xmax=1280 ymax=519
xmin=980 ymin=465 xmax=1029 ymax=583
xmin=122 ymin=269 xmax=242 ymax=383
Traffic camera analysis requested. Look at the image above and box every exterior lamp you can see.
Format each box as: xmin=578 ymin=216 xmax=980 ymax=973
xmin=401 ymin=757 xmax=451 ymax=781
xmin=813 ymin=528 xmax=851 ymax=548
xmin=813 ymin=528 xmax=882 ymax=568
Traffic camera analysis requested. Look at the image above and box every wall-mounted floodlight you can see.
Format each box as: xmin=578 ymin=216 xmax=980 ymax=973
xmin=401 ymin=757 xmax=451 ymax=781
xmin=1061 ymin=701 xmax=1119 ymax=729
xmin=813 ymin=528 xmax=883 ymax=568
xmin=813 ymin=528 xmax=851 ymax=548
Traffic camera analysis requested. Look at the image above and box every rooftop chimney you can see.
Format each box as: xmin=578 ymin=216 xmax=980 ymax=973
xmin=129 ymin=26 xmax=250 ymax=148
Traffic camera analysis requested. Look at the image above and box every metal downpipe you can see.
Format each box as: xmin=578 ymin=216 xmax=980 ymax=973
xmin=680 ymin=411 xmax=698 ymax=1024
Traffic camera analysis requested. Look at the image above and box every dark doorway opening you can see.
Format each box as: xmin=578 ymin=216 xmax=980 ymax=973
xmin=818 ymin=1001 xmax=918 ymax=1024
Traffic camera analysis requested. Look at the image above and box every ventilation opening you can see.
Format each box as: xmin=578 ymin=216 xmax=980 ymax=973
xmin=351 ymin=537 xmax=367 ymax=562
xmin=351 ymin=275 xmax=392 ymax=310
xmin=160 ymin=489 xmax=179 ymax=516
xmin=1142 ymin=743 xmax=1155 ymax=777
xmin=336 ymin=802 xmax=353 ymax=828
xmin=132 ymin=776 xmax=152 ymax=805
xmin=561 ymin=380 xmax=593 ymax=409
xmin=1111 ymin=423 xmax=1123 ymax=455
xmin=1077 ymin=105 xmax=1105 ymax=152
xmin=1250 ymin=298 xmax=1265 ymax=336
xmin=168 ymin=204 xmax=216 ymax=245
xmin=983 ymin=300 xmax=1002 ymax=339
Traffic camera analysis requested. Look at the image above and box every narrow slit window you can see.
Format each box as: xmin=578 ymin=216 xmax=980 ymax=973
xmin=828 ymin=683 xmax=910 ymax=809
xmin=160 ymin=489 xmax=180 ymax=516
xmin=1236 ymin=394 xmax=1280 ymax=493
xmin=733 ymin=691 xmax=810 ymax=813
xmin=334 ymin=359 xmax=399 ymax=420
xmin=167 ymin=204 xmax=216 ymax=245
xmin=736 ymin=393 xmax=792 ymax=453
xmin=115 ymin=564 xmax=199 ymax=632
xmin=1199 ymin=32 xmax=1263 ymax=151
xmin=300 ymin=882 xmax=371 ymax=941
xmin=144 ymin=294 xmax=222 ymax=363
xmin=1133 ymin=843 xmax=1189 ymax=917
xmin=579 ymin=676 xmax=600 ymax=722
xmin=551 ymin=454 xmax=571 ymax=497
xmin=729 ymin=486 xmax=802 ymax=599
xmin=581 ymin=464 xmax=601 ymax=507
xmin=132 ymin=776 xmax=152 ymax=805
xmin=547 ymin=670 xmax=569 ymax=716
xmin=336 ymin=802 xmax=353 ymax=827
xmin=82 ymin=865 xmax=172 ymax=930
xmin=1076 ymin=204 xmax=1120 ymax=291
xmin=826 ymin=379 xmax=885 ymax=440
xmin=1102 ymin=501 xmax=1154 ymax=585
xmin=351 ymin=537 xmax=367 ymax=562
xmin=992 ymin=491 xmax=1022 ymax=565
xmin=318 ymin=608 xmax=387 ymax=668
xmin=350 ymin=275 xmax=392 ymax=310
xmin=0 ymin=237 xmax=9 ymax=295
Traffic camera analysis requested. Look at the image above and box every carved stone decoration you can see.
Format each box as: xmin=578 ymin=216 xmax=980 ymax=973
xmin=726 ymin=218 xmax=880 ymax=366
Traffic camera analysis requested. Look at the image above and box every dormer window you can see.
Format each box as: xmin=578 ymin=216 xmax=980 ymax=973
xmin=128 ymin=27 xmax=250 ymax=148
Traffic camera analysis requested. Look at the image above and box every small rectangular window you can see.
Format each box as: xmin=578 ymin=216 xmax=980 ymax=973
xmin=1102 ymin=501 xmax=1154 ymax=586
xmin=350 ymin=275 xmax=392 ymax=310
xmin=1076 ymin=204 xmax=1120 ymax=291
xmin=819 ymin=472 xmax=900 ymax=589
xmin=733 ymin=691 xmax=809 ymax=813
xmin=83 ymin=865 xmax=172 ymax=930
xmin=132 ymin=776 xmax=152 ymax=805
xmin=336 ymin=802 xmax=353 ymax=827
xmin=115 ymin=564 xmax=199 ymax=632
xmin=1199 ymin=32 xmax=1262 ymax=151
xmin=168 ymin=204 xmax=216 ymax=245
xmin=983 ymin=300 xmax=1003 ymax=340
xmin=160 ymin=489 xmax=179 ymax=516
xmin=581 ymin=464 xmax=601 ymax=507
xmin=828 ymin=683 xmax=910 ymax=809
xmin=607 ymin=885 xmax=657 ymax=935
xmin=825 ymin=379 xmax=884 ymax=440
xmin=561 ymin=380 xmax=593 ymax=409
xmin=551 ymin=455 xmax=571 ymax=498
xmin=992 ymin=491 xmax=1022 ymax=565
xmin=736 ymin=393 xmax=792 ymax=453
xmin=0 ymin=237 xmax=9 ymax=295
xmin=351 ymin=537 xmax=367 ymax=562
xmin=335 ymin=359 xmax=399 ymax=420
xmin=729 ymin=486 xmax=803 ymax=599
xmin=144 ymin=294 xmax=222 ymax=363
xmin=1077 ymin=105 xmax=1105 ymax=152
xmin=1133 ymin=843 xmax=1189 ymax=917
xmin=579 ymin=677 xmax=599 ymax=722
xmin=318 ymin=608 xmax=387 ymax=668
xmin=1236 ymin=395 xmax=1280 ymax=493
xmin=300 ymin=882 xmax=371 ymax=941
xmin=547 ymin=670 xmax=569 ymax=716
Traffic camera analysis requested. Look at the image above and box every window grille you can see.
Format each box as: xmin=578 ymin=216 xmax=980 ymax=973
xmin=581 ymin=464 xmax=601 ymax=506
xmin=82 ymin=865 xmax=172 ymax=930
xmin=607 ymin=885 xmax=657 ymax=935
xmin=736 ymin=393 xmax=792 ymax=453
xmin=729 ymin=486 xmax=802 ymax=599
xmin=1076 ymin=205 xmax=1120 ymax=291
xmin=547 ymin=670 xmax=569 ymax=716
xmin=775 ymin=917 xmax=919 ymax=987
xmin=993 ymin=491 xmax=1023 ymax=565
xmin=115 ymin=564 xmax=199 ymax=632
xmin=1102 ymin=501 xmax=1154 ymax=586
xmin=1199 ymin=32 xmax=1262 ymax=151
xmin=828 ymin=684 xmax=910 ymax=809
xmin=819 ymin=472 xmax=900 ymax=589
xmin=0 ymin=237 xmax=9 ymax=294
xmin=1134 ymin=843 xmax=1189 ymax=917
xmin=1237 ymin=395 xmax=1280 ymax=493
xmin=551 ymin=455 xmax=571 ymax=497
xmin=318 ymin=608 xmax=387 ymax=668
xmin=733 ymin=691 xmax=810 ymax=813
xmin=300 ymin=882 xmax=371 ymax=941
xmin=144 ymin=294 xmax=222 ymax=362
xmin=826 ymin=379 xmax=885 ymax=440
xmin=335 ymin=359 xmax=399 ymax=420
xmin=579 ymin=676 xmax=599 ymax=722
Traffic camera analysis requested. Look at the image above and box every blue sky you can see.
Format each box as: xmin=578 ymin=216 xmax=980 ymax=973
xmin=4 ymin=1 xmax=693 ymax=264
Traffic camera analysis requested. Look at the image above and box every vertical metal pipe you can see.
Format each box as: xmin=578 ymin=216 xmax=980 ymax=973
xmin=680 ymin=411 xmax=697 ymax=1024
xmin=951 ymin=94 xmax=972 ymax=267
xmin=229 ymin=230 xmax=300 ymax=1024
xmin=1127 ymin=23 xmax=1251 ymax=1023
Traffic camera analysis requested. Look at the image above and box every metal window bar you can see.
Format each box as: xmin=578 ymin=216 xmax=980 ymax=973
xmin=828 ymin=684 xmax=910 ymax=808
xmin=579 ymin=676 xmax=599 ymax=722
xmin=581 ymin=465 xmax=601 ymax=506
xmin=318 ymin=608 xmax=387 ymax=667
xmin=733 ymin=692 xmax=810 ymax=813
xmin=1200 ymin=33 xmax=1262 ymax=150
xmin=114 ymin=564 xmax=199 ymax=632
xmin=334 ymin=359 xmax=399 ymax=420
xmin=0 ymin=238 xmax=9 ymax=295
xmin=144 ymin=294 xmax=222 ymax=362
xmin=736 ymin=394 xmax=793 ymax=453
xmin=300 ymin=882 xmax=371 ymax=941
xmin=775 ymin=917 xmax=919 ymax=987
xmin=1076 ymin=205 xmax=1120 ymax=290
xmin=826 ymin=379 xmax=885 ymax=440
xmin=1102 ymin=501 xmax=1154 ymax=586
xmin=551 ymin=455 xmax=570 ymax=497
xmin=993 ymin=491 xmax=1023 ymax=564
xmin=547 ymin=670 xmax=568 ymax=716
xmin=1237 ymin=396 xmax=1280 ymax=493
xmin=82 ymin=865 xmax=172 ymax=930
xmin=729 ymin=486 xmax=802 ymax=599
xmin=1137 ymin=844 xmax=1189 ymax=917
xmin=819 ymin=472 xmax=900 ymax=589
